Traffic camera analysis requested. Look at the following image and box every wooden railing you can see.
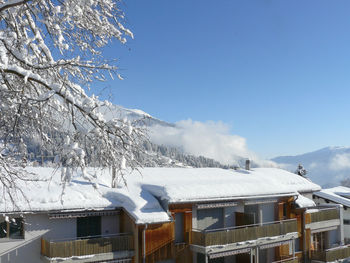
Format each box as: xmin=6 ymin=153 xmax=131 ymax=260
xmin=191 ymin=219 xmax=297 ymax=247
xmin=311 ymin=245 xmax=350 ymax=262
xmin=41 ymin=233 xmax=134 ymax=258
xmin=307 ymin=207 xmax=339 ymax=223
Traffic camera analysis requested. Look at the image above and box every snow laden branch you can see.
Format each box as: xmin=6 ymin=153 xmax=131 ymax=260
xmin=0 ymin=0 xmax=145 ymax=207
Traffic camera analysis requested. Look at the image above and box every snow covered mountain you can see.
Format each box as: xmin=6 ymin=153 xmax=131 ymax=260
xmin=98 ymin=104 xmax=174 ymax=127
xmin=272 ymin=146 xmax=350 ymax=187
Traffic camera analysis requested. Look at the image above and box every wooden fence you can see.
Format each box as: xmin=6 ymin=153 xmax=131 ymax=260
xmin=41 ymin=233 xmax=134 ymax=258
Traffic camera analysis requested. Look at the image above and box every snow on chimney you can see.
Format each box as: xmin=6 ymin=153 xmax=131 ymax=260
xmin=245 ymin=159 xmax=250 ymax=170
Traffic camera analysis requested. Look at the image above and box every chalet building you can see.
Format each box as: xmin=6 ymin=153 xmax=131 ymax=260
xmin=0 ymin=167 xmax=349 ymax=263
xmin=313 ymin=186 xmax=350 ymax=245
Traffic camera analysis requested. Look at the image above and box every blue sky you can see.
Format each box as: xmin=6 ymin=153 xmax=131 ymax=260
xmin=94 ymin=0 xmax=350 ymax=159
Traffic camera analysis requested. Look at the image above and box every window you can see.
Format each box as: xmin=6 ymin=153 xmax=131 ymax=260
xmin=174 ymin=213 xmax=184 ymax=243
xmin=77 ymin=216 xmax=101 ymax=238
xmin=283 ymin=203 xmax=287 ymax=218
xmin=295 ymin=237 xmax=301 ymax=252
xmin=0 ymin=217 xmax=24 ymax=239
xmin=344 ymin=219 xmax=350 ymax=225
xmin=312 ymin=232 xmax=327 ymax=251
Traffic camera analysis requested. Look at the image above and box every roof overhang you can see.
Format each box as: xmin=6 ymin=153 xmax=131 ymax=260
xmin=168 ymin=192 xmax=297 ymax=205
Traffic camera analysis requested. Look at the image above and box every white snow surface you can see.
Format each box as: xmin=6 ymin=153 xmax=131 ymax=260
xmin=136 ymin=167 xmax=320 ymax=203
xmin=314 ymin=186 xmax=350 ymax=208
xmin=295 ymin=194 xmax=316 ymax=208
xmin=0 ymin=167 xmax=320 ymax=224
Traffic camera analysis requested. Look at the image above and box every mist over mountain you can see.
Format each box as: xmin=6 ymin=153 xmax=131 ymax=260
xmin=272 ymin=146 xmax=350 ymax=187
xmin=101 ymin=104 xmax=272 ymax=168
xmin=29 ymin=102 xmax=350 ymax=185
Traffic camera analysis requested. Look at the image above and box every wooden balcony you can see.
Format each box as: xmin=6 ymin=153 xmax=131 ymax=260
xmin=191 ymin=219 xmax=297 ymax=247
xmin=306 ymin=207 xmax=339 ymax=224
xmin=311 ymin=245 xmax=350 ymax=262
xmin=41 ymin=233 xmax=134 ymax=258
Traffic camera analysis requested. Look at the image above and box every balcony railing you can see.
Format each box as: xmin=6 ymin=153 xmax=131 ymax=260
xmin=311 ymin=245 xmax=350 ymax=262
xmin=41 ymin=233 xmax=134 ymax=258
xmin=191 ymin=219 xmax=297 ymax=247
xmin=306 ymin=207 xmax=339 ymax=224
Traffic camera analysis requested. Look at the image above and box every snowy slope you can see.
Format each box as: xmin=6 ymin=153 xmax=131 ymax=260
xmin=272 ymin=146 xmax=350 ymax=187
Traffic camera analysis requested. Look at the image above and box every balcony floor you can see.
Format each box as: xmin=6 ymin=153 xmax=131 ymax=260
xmin=41 ymin=250 xmax=134 ymax=263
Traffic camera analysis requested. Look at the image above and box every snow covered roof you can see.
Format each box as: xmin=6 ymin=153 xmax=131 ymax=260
xmin=314 ymin=186 xmax=350 ymax=207
xmin=0 ymin=167 xmax=321 ymax=224
xmin=135 ymin=167 xmax=321 ymax=203
xmin=0 ymin=167 xmax=170 ymax=224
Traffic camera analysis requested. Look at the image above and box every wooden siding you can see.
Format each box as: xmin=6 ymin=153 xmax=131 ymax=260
xmin=169 ymin=203 xmax=192 ymax=212
xmin=144 ymin=242 xmax=192 ymax=263
xmin=311 ymin=245 xmax=350 ymax=262
xmin=145 ymin=241 xmax=174 ymax=263
xmin=41 ymin=234 xmax=134 ymax=258
xmin=145 ymin=222 xmax=174 ymax=256
xmin=192 ymin=219 xmax=297 ymax=247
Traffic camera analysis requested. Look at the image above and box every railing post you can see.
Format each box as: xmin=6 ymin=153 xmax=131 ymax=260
xmin=250 ymin=248 xmax=254 ymax=263
xmin=280 ymin=220 xmax=283 ymax=235
xmin=339 ymin=206 xmax=345 ymax=245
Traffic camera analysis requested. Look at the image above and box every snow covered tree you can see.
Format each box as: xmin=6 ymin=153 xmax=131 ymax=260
xmin=0 ymin=0 xmax=145 ymax=204
xmin=295 ymin=164 xmax=307 ymax=177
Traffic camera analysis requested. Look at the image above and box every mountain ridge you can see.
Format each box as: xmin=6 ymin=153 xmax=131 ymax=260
xmin=272 ymin=146 xmax=350 ymax=187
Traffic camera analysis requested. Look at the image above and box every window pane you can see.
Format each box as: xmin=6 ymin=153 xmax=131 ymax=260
xmin=175 ymin=213 xmax=184 ymax=243
xmin=9 ymin=218 xmax=23 ymax=239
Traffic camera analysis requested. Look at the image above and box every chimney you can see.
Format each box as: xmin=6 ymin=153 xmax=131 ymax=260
xmin=245 ymin=159 xmax=250 ymax=170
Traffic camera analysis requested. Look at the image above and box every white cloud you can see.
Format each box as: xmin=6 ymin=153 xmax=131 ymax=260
xmin=309 ymin=162 xmax=319 ymax=169
xmin=149 ymin=119 xmax=275 ymax=167
xmin=329 ymin=153 xmax=350 ymax=171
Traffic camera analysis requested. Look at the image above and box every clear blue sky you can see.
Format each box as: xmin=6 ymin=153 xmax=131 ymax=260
xmin=94 ymin=0 xmax=350 ymax=158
